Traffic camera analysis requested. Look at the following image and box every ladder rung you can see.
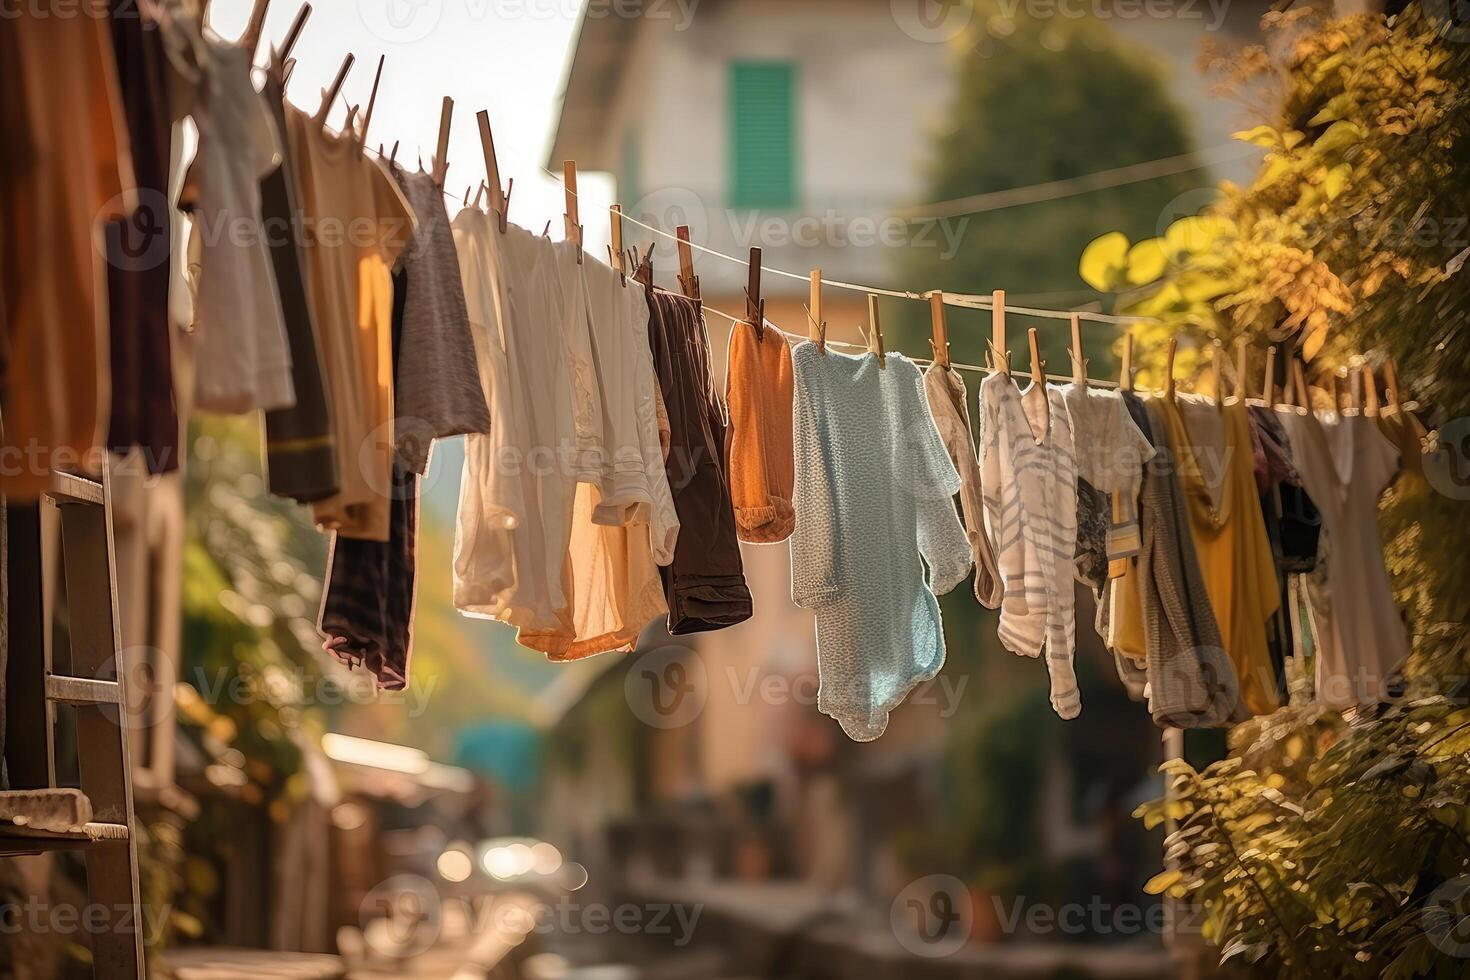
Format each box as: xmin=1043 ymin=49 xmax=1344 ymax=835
xmin=47 ymin=471 xmax=104 ymax=505
xmin=46 ymin=675 xmax=122 ymax=705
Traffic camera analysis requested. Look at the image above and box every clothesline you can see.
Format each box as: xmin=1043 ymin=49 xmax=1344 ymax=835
xmin=691 ymin=297 xmax=1125 ymax=390
xmin=543 ymin=165 xmax=1159 ymax=327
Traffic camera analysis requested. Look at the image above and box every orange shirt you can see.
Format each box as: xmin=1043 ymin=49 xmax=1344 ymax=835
xmin=2 ymin=8 xmax=135 ymax=500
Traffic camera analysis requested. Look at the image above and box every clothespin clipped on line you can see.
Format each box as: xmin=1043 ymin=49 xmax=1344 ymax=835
xmin=313 ymin=53 xmax=354 ymax=130
xmin=676 ymin=226 xmax=700 ymax=301
xmin=243 ymin=0 xmax=271 ymax=54
xmin=1028 ymin=327 xmax=1049 ymax=433
xmin=477 ymin=110 xmax=511 ymax=232
xmin=807 ymin=270 xmax=826 ymax=353
xmin=1069 ymin=313 xmax=1085 ymax=386
xmin=1361 ymin=363 xmax=1381 ymax=416
xmin=1211 ymin=342 xmax=1227 ymax=415
xmin=473 ymin=181 xmax=487 ymax=210
xmin=563 ymin=160 xmax=583 ymax=263
xmin=1233 ymin=336 xmax=1249 ymax=405
xmin=1163 ymin=337 xmax=1178 ymax=401
xmin=930 ymin=291 xmax=950 ymax=369
xmin=268 ymin=3 xmax=310 ymax=71
xmin=745 ymin=247 xmax=765 ymax=339
xmin=1263 ymin=346 xmax=1278 ymax=408
xmin=989 ymin=289 xmax=1010 ymax=376
xmin=1383 ymin=356 xmax=1402 ymax=411
xmin=432 ymin=97 xmax=453 ymax=187
xmin=356 ymin=54 xmax=385 ymax=149
xmin=865 ymin=294 xmax=886 ymax=367
xmin=610 ymin=204 xmax=626 ymax=285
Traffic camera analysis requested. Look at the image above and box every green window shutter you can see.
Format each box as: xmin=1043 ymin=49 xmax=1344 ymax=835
xmin=620 ymin=126 xmax=641 ymax=207
xmin=728 ymin=61 xmax=796 ymax=209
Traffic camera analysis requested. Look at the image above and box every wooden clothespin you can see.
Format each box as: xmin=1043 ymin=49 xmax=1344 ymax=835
xmin=473 ymin=181 xmax=487 ymax=210
xmin=1163 ymin=337 xmax=1178 ymax=401
xmin=990 ymin=289 xmax=1010 ymax=376
xmin=1234 ymin=337 xmax=1249 ymax=404
xmin=929 ymin=292 xmax=951 ymax=369
xmin=809 ymin=269 xmax=826 ymax=353
xmin=563 ymin=160 xmax=583 ymax=263
xmin=1212 ymin=343 xmax=1228 ymax=414
xmin=243 ymin=0 xmax=271 ymax=54
xmin=463 ymin=185 xmax=472 ymax=208
xmin=1263 ymin=346 xmax=1278 ymax=408
xmin=1120 ymin=332 xmax=1134 ymax=392
xmin=610 ymin=204 xmax=627 ymax=284
xmin=1028 ymin=327 xmax=1050 ymax=433
xmin=389 ymin=140 xmax=399 ymax=167
xmin=358 ymin=54 xmax=385 ymax=148
xmin=275 ymin=3 xmax=310 ymax=65
xmin=745 ymin=247 xmax=765 ymax=338
xmin=866 ymin=294 xmax=886 ymax=367
xmin=1329 ymin=369 xmax=1344 ymax=415
xmin=1293 ymin=360 xmax=1311 ymax=411
xmin=675 ymin=225 xmax=700 ymax=300
xmin=476 ymin=110 xmax=510 ymax=232
xmin=1362 ymin=364 xmax=1381 ymax=416
xmin=432 ymin=97 xmax=453 ymax=187
xmin=1069 ymin=313 xmax=1085 ymax=386
xmin=1349 ymin=363 xmax=1363 ymax=414
xmin=313 ymin=53 xmax=354 ymax=129
xmin=1383 ymin=356 xmax=1402 ymax=411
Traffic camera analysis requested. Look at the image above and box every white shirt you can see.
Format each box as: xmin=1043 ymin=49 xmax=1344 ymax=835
xmin=1275 ymin=408 xmax=1406 ymax=709
xmin=979 ymin=375 xmax=1081 ymax=718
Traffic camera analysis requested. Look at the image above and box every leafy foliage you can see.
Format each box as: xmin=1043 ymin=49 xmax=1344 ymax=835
xmin=1083 ymin=5 xmax=1470 ymax=974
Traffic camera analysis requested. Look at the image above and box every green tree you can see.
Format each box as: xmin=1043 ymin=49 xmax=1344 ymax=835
xmin=1082 ymin=5 xmax=1470 ymax=974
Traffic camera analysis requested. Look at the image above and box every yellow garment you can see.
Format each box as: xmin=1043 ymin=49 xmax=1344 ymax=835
xmin=1160 ymin=398 xmax=1280 ymax=715
xmin=285 ymin=108 xmax=414 ymax=540
xmin=2 ymin=8 xmax=135 ymax=500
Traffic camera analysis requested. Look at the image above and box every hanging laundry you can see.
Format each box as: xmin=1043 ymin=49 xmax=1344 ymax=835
xmin=1063 ymin=385 xmax=1154 ymax=600
xmin=104 ymin=1 xmax=180 ymax=476
xmin=186 ymin=35 xmax=294 ymax=415
xmin=644 ymin=287 xmax=752 ymax=633
xmin=1275 ymin=407 xmax=1407 ymax=711
xmin=285 ymin=106 xmax=416 ymax=542
xmin=555 ymin=257 xmax=678 ymax=661
xmin=1249 ymin=406 xmax=1320 ymax=705
xmin=1151 ymin=396 xmax=1280 ymax=716
xmin=792 ymin=345 xmax=971 ymax=741
xmin=319 ymin=463 xmax=420 ymax=690
xmin=451 ymin=217 xmax=584 ymax=648
xmin=259 ymin=67 xmax=338 ymax=503
xmin=978 ymin=374 xmax=1081 ymax=719
xmin=1112 ymin=395 xmax=1241 ymax=727
xmin=1377 ymin=404 xmax=1431 ymax=493
xmin=387 ymin=166 xmax=492 ymax=473
xmin=1 ymin=7 xmax=135 ymax=501
xmin=725 ymin=320 xmax=796 ymax=543
xmin=922 ymin=362 xmax=1000 ymax=607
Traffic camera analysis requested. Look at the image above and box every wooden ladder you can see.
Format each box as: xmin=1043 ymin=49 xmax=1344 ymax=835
xmin=2 ymin=468 xmax=146 ymax=979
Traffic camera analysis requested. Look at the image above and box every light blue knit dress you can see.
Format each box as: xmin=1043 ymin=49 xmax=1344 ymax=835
xmin=789 ymin=343 xmax=973 ymax=741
